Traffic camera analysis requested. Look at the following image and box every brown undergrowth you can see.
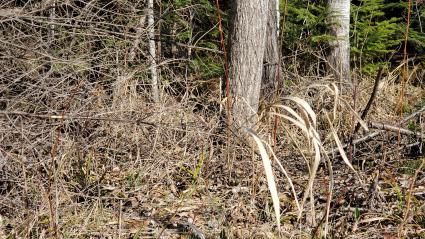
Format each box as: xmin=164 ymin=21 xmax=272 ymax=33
xmin=0 ymin=1 xmax=424 ymax=238
xmin=1 ymin=67 xmax=423 ymax=238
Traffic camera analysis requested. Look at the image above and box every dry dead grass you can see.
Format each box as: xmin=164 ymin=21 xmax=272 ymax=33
xmin=0 ymin=1 xmax=424 ymax=238
xmin=1 ymin=70 xmax=423 ymax=238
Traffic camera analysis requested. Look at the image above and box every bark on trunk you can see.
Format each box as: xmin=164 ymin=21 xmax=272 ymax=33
xmin=148 ymin=0 xmax=160 ymax=103
xmin=229 ymin=0 xmax=268 ymax=128
xmin=328 ymin=0 xmax=351 ymax=86
xmin=262 ymin=0 xmax=280 ymax=101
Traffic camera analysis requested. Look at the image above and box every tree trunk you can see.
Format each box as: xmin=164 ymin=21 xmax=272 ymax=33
xmin=229 ymin=0 xmax=268 ymax=128
xmin=327 ymin=0 xmax=351 ymax=86
xmin=148 ymin=0 xmax=160 ymax=103
xmin=262 ymin=0 xmax=280 ymax=101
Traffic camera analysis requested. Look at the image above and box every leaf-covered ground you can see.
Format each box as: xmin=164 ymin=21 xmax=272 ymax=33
xmin=1 ymin=77 xmax=424 ymax=238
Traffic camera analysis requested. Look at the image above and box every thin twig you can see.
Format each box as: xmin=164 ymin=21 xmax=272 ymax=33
xmin=0 ymin=111 xmax=156 ymax=126
xmin=330 ymin=105 xmax=425 ymax=155
xmin=368 ymin=122 xmax=424 ymax=138
xmin=179 ymin=222 xmax=206 ymax=239
xmin=402 ymin=105 xmax=425 ymax=123
xmin=399 ymin=158 xmax=424 ymax=236
xmin=0 ymin=111 xmax=226 ymax=137
xmin=354 ymin=66 xmax=383 ymax=135
xmin=359 ymin=141 xmax=422 ymax=160
xmin=348 ymin=66 xmax=383 ymax=158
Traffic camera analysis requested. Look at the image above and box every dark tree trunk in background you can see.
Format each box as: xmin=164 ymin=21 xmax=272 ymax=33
xmin=229 ymin=0 xmax=268 ymax=128
xmin=262 ymin=0 xmax=280 ymax=101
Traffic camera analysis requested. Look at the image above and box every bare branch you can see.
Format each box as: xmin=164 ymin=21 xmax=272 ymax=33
xmin=368 ymin=122 xmax=424 ymax=138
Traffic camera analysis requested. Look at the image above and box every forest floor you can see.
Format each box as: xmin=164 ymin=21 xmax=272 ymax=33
xmin=1 ymin=73 xmax=424 ymax=238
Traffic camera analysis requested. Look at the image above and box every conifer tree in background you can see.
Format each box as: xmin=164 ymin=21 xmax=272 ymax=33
xmin=282 ymin=0 xmax=423 ymax=77
xmin=327 ymin=0 xmax=351 ymax=86
xmin=280 ymin=0 xmax=329 ymax=74
xmin=351 ymin=0 xmax=402 ymax=74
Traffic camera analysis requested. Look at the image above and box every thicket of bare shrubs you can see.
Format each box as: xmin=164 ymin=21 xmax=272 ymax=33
xmin=1 ymin=1 xmax=424 ymax=238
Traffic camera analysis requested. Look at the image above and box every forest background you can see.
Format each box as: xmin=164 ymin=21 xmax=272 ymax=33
xmin=0 ymin=0 xmax=424 ymax=238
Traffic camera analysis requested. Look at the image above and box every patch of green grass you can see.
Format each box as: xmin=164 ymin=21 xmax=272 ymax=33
xmin=178 ymin=151 xmax=206 ymax=184
xmin=401 ymin=102 xmax=412 ymax=114
xmin=124 ymin=172 xmax=141 ymax=188
xmin=407 ymin=121 xmax=419 ymax=131
xmin=400 ymin=158 xmax=423 ymax=175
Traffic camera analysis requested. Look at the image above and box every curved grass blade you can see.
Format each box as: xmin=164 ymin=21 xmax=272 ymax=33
xmin=244 ymin=128 xmax=281 ymax=231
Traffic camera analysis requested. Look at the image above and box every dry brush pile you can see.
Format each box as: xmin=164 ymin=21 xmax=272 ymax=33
xmin=1 ymin=1 xmax=424 ymax=238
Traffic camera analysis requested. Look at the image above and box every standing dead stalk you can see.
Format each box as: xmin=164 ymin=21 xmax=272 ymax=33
xmin=148 ymin=0 xmax=160 ymax=103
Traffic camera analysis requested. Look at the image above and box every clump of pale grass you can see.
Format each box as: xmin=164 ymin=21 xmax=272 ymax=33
xmin=247 ymin=85 xmax=368 ymax=236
